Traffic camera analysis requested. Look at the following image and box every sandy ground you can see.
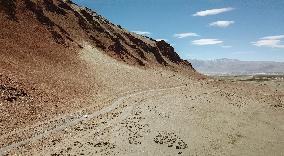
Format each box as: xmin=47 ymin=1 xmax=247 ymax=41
xmin=0 ymin=45 xmax=283 ymax=156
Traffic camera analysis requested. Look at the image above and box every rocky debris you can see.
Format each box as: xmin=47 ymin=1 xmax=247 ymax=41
xmin=273 ymin=104 xmax=283 ymax=108
xmin=0 ymin=85 xmax=28 ymax=102
xmin=120 ymin=106 xmax=150 ymax=145
xmin=146 ymin=105 xmax=170 ymax=118
xmin=93 ymin=141 xmax=115 ymax=148
xmin=48 ymin=113 xmax=120 ymax=156
xmin=153 ymin=131 xmax=188 ymax=154
xmin=228 ymin=134 xmax=243 ymax=145
xmin=271 ymin=95 xmax=284 ymax=108
xmin=50 ymin=140 xmax=116 ymax=156
xmin=87 ymin=141 xmax=116 ymax=155
xmin=212 ymin=90 xmax=248 ymax=108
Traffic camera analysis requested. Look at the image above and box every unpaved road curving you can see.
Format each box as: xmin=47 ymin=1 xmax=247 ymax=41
xmin=0 ymin=85 xmax=190 ymax=155
xmin=2 ymin=79 xmax=284 ymax=156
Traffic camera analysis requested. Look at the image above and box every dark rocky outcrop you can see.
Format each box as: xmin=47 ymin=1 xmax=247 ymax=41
xmin=43 ymin=0 xmax=66 ymax=15
xmin=0 ymin=0 xmax=17 ymax=21
xmin=156 ymin=40 xmax=182 ymax=63
xmin=24 ymin=0 xmax=55 ymax=27
xmin=1 ymin=0 xmax=194 ymax=68
xmin=108 ymin=40 xmax=127 ymax=56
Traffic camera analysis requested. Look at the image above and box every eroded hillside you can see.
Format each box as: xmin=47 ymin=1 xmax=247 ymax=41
xmin=0 ymin=0 xmax=196 ymax=136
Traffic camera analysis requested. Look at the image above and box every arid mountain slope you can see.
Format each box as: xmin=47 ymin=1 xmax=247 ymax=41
xmin=1 ymin=0 xmax=194 ymax=67
xmin=1 ymin=1 xmax=283 ymax=155
xmin=0 ymin=0 xmax=196 ymax=135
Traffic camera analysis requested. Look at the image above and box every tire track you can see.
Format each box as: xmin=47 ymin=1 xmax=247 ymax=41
xmin=0 ymin=85 xmax=189 ymax=155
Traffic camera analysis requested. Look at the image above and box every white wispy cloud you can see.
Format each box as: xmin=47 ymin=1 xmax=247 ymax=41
xmin=156 ymin=39 xmax=168 ymax=42
xmin=173 ymin=32 xmax=199 ymax=39
xmin=210 ymin=21 xmax=235 ymax=28
xmin=261 ymin=35 xmax=284 ymax=40
xmin=132 ymin=31 xmax=151 ymax=36
xmin=192 ymin=39 xmax=223 ymax=46
xmin=193 ymin=7 xmax=234 ymax=16
xmin=221 ymin=45 xmax=232 ymax=48
xmin=252 ymin=35 xmax=284 ymax=48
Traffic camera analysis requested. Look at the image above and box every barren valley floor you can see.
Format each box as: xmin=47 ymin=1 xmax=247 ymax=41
xmin=1 ymin=72 xmax=283 ymax=156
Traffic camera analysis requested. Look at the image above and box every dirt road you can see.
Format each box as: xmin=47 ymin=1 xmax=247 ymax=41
xmin=0 ymin=85 xmax=190 ymax=155
xmin=2 ymin=80 xmax=283 ymax=156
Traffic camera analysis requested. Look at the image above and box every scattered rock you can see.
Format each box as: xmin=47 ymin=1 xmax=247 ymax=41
xmin=154 ymin=131 xmax=188 ymax=150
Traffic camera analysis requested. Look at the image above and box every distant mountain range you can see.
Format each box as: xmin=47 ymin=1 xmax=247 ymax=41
xmin=189 ymin=58 xmax=284 ymax=75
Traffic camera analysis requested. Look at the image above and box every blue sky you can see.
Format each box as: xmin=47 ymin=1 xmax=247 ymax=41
xmin=73 ymin=0 xmax=284 ymax=62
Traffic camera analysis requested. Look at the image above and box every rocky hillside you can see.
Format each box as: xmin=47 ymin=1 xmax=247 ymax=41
xmin=0 ymin=0 xmax=195 ymax=134
xmin=0 ymin=0 xmax=193 ymax=67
